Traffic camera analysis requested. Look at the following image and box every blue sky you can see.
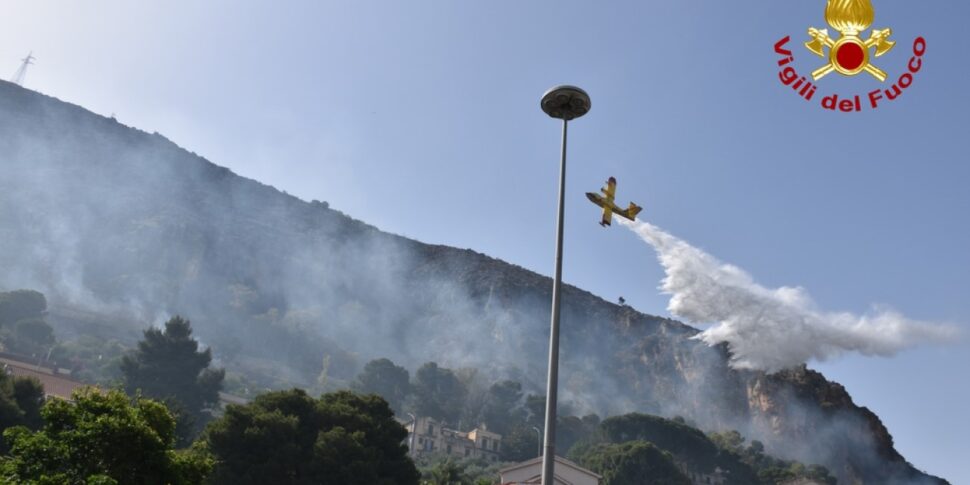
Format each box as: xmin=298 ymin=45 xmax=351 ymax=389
xmin=3 ymin=1 xmax=968 ymax=481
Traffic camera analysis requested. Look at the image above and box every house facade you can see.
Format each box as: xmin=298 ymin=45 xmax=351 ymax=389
xmin=405 ymin=416 xmax=502 ymax=462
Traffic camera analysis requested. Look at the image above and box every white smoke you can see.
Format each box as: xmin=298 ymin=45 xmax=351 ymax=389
xmin=618 ymin=218 xmax=958 ymax=372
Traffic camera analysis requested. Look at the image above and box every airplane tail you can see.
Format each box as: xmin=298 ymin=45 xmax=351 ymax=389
xmin=628 ymin=203 xmax=642 ymax=219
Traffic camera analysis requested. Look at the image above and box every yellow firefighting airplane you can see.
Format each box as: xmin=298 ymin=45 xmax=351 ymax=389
xmin=586 ymin=177 xmax=642 ymax=227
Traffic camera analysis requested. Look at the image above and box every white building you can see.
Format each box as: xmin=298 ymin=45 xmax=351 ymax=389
xmin=405 ymin=416 xmax=503 ymax=462
xmin=499 ymin=455 xmax=601 ymax=485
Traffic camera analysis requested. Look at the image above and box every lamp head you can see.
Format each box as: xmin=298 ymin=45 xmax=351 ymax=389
xmin=541 ymin=85 xmax=591 ymax=120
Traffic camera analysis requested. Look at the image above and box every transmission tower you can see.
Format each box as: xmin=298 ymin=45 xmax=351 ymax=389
xmin=10 ymin=52 xmax=36 ymax=86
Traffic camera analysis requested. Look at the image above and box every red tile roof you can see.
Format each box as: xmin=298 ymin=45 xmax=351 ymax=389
xmin=0 ymin=356 xmax=92 ymax=399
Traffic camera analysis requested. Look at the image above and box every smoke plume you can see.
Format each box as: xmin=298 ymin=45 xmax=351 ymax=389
xmin=619 ymin=218 xmax=958 ymax=372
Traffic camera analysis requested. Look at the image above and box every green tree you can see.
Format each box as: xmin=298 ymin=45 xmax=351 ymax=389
xmin=0 ymin=388 xmax=211 ymax=484
xmin=499 ymin=424 xmax=541 ymax=462
xmin=601 ymin=414 xmax=721 ymax=469
xmin=410 ymin=362 xmax=467 ymax=425
xmin=708 ymin=429 xmax=745 ymax=454
xmin=120 ymin=315 xmax=224 ymax=444
xmin=757 ymin=466 xmax=795 ymax=484
xmin=805 ymin=464 xmax=838 ymax=485
xmin=0 ymin=290 xmax=55 ymax=357
xmin=5 ymin=317 xmax=55 ymax=356
xmin=204 ymin=389 xmax=419 ymax=485
xmin=577 ymin=441 xmax=690 ymax=485
xmin=725 ymin=436 xmax=837 ymax=485
xmin=50 ymin=336 xmax=127 ymax=385
xmin=414 ymin=454 xmax=502 ymax=485
xmin=477 ymin=380 xmax=523 ymax=435
xmin=0 ymin=290 xmax=47 ymax=325
xmin=556 ymin=414 xmax=601 ymax=457
xmin=588 ymin=414 xmax=763 ymax=484
xmin=0 ymin=372 xmax=44 ymax=451
xmin=424 ymin=459 xmax=467 ymax=485
xmin=352 ymin=358 xmax=410 ymax=414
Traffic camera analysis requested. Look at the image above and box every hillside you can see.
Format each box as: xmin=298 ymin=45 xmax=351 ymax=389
xmin=0 ymin=80 xmax=947 ymax=484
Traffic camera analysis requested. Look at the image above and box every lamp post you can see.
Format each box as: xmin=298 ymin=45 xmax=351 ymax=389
xmin=407 ymin=413 xmax=417 ymax=457
xmin=539 ymin=85 xmax=590 ymax=485
xmin=532 ymin=426 xmax=542 ymax=457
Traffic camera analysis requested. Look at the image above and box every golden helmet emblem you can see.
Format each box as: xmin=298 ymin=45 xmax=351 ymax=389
xmin=805 ymin=0 xmax=896 ymax=81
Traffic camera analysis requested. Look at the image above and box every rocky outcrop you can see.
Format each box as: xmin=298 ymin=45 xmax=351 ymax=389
xmin=744 ymin=367 xmax=947 ymax=484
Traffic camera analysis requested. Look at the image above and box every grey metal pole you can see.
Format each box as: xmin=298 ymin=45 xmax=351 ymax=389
xmin=532 ymin=426 xmax=542 ymax=457
xmin=407 ymin=413 xmax=417 ymax=457
xmin=541 ymin=118 xmax=567 ymax=485
xmin=538 ymin=84 xmax=589 ymax=485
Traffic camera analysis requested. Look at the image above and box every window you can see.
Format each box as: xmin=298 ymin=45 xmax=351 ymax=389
xmin=465 ymin=448 xmax=470 ymax=457
xmin=428 ymin=424 xmax=435 ymax=435
xmin=482 ymin=438 xmax=489 ymax=449
xmin=447 ymin=445 xmax=452 ymax=454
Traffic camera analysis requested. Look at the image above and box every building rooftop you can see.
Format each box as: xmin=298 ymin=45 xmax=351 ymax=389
xmin=0 ymin=355 xmax=91 ymax=399
xmin=499 ymin=455 xmax=602 ymax=484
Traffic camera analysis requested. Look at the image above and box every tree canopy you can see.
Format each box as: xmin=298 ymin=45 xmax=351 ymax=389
xmin=708 ymin=430 xmax=837 ymax=485
xmin=569 ymin=413 xmax=762 ymax=484
xmin=475 ymin=380 xmax=523 ymax=436
xmin=0 ymin=290 xmax=55 ymax=356
xmin=577 ymin=441 xmax=690 ymax=485
xmin=413 ymin=454 xmax=504 ymax=485
xmin=120 ymin=315 xmax=224 ymax=443
xmin=599 ymin=413 xmax=722 ymax=470
xmin=0 ymin=389 xmax=211 ymax=485
xmin=0 ymin=372 xmax=44 ymax=451
xmin=0 ymin=290 xmax=46 ymax=325
xmin=410 ymin=362 xmax=467 ymax=425
xmin=352 ymin=358 xmax=410 ymax=414
xmin=204 ymin=389 xmax=419 ymax=485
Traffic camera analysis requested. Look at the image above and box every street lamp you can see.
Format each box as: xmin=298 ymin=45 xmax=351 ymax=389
xmin=407 ymin=413 xmax=417 ymax=457
xmin=532 ymin=426 xmax=542 ymax=458
xmin=539 ymin=85 xmax=591 ymax=485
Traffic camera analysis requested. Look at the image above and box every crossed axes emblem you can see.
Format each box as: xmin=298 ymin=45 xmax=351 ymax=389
xmin=805 ymin=27 xmax=895 ymax=81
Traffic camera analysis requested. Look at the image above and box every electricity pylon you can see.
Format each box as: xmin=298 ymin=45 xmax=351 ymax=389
xmin=10 ymin=52 xmax=36 ymax=86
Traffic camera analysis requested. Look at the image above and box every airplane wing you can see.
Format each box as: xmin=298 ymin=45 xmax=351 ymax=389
xmin=601 ymin=177 xmax=617 ymax=201
xmin=600 ymin=204 xmax=614 ymax=226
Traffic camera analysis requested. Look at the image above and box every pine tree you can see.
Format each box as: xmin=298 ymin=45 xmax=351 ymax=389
xmin=410 ymin=362 xmax=467 ymax=425
xmin=352 ymin=358 xmax=410 ymax=414
xmin=121 ymin=315 xmax=224 ymax=444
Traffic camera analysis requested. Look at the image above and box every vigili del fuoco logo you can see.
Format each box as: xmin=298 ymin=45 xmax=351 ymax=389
xmin=774 ymin=0 xmax=925 ymax=112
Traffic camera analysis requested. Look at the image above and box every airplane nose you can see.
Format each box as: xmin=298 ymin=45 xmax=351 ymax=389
xmin=585 ymin=192 xmax=597 ymax=202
